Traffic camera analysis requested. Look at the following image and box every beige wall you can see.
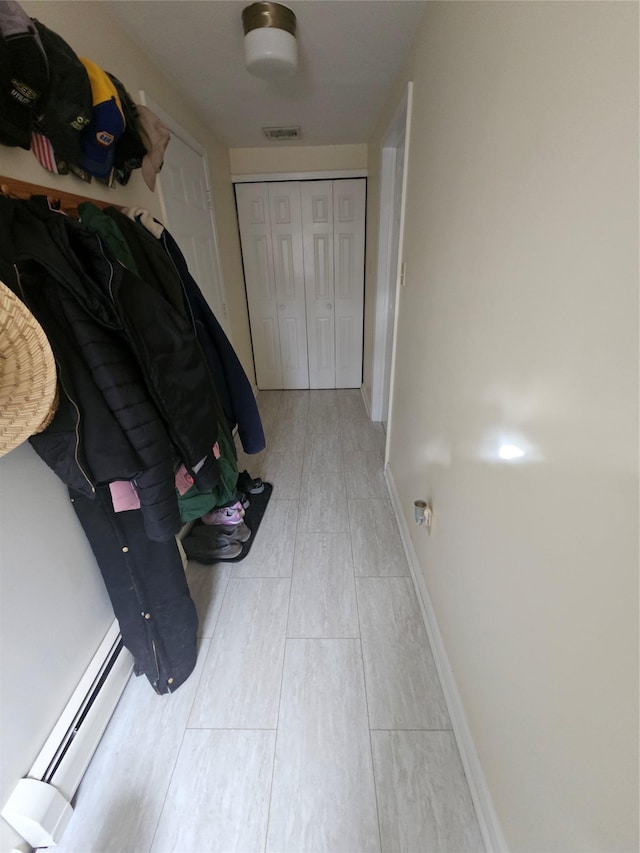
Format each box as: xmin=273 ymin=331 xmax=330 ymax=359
xmin=365 ymin=2 xmax=639 ymax=851
xmin=230 ymin=143 xmax=367 ymax=175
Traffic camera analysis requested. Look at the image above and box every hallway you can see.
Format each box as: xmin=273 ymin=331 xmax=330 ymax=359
xmin=55 ymin=390 xmax=484 ymax=853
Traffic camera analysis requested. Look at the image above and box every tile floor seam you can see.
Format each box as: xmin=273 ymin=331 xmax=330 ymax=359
xmin=263 ymin=726 xmax=280 ymax=853
xmin=266 ymin=397 xmax=297 ymax=853
xmin=285 ymin=485 xmax=303 ymax=641
xmin=346 ymin=495 xmax=361 ymax=641
xmin=358 ymin=633 xmax=385 ymax=853
xmin=285 ymin=635 xmax=361 ymax=640
xmin=356 ymin=573 xmax=412 ymax=578
xmin=183 ymin=575 xmax=231 ymax=725
xmin=147 ymin=719 xmax=190 ymax=853
xmin=184 ymin=725 xmax=279 ymax=731
xmin=350 ymin=485 xmax=385 ymax=853
xmin=370 ymin=726 xmax=456 ymax=732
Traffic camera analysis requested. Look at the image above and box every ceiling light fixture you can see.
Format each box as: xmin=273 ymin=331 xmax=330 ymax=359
xmin=242 ymin=2 xmax=297 ymax=77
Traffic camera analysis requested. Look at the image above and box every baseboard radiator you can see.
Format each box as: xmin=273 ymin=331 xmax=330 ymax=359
xmin=1 ymin=621 xmax=133 ymax=849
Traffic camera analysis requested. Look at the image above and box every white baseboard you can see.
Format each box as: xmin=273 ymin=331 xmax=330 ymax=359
xmin=360 ymin=383 xmax=373 ymax=419
xmin=384 ymin=465 xmax=509 ymax=853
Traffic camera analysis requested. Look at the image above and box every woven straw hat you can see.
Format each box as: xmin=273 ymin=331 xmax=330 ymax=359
xmin=0 ymin=279 xmax=58 ymax=457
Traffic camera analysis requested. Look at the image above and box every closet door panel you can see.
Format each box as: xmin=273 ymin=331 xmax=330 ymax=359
xmin=333 ymin=180 xmax=366 ymax=388
xmin=281 ymin=315 xmax=306 ymax=379
xmin=274 ymin=234 xmax=296 ymax=300
xmin=302 ymin=181 xmax=335 ymax=389
xmin=260 ymin=316 xmax=282 ymax=376
xmin=235 ymin=183 xmax=283 ymax=389
xmin=269 ymin=183 xmax=309 ymax=389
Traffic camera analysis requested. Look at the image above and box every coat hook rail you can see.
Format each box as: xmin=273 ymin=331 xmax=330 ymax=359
xmin=0 ymin=175 xmax=114 ymax=218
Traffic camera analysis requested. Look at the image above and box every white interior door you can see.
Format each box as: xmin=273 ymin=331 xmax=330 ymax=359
xmin=149 ymin=111 xmax=228 ymax=336
xmin=268 ymin=183 xmax=309 ymax=389
xmin=333 ymin=179 xmax=366 ymax=388
xmin=235 ymin=183 xmax=283 ymax=389
xmin=301 ymin=181 xmax=335 ymax=388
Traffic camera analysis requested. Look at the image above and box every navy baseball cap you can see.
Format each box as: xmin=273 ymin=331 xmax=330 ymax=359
xmin=77 ymin=56 xmax=125 ymax=179
xmin=107 ymin=72 xmax=146 ymax=185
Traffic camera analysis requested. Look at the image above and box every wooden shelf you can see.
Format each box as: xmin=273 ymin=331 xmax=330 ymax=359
xmin=0 ymin=175 xmax=114 ymax=218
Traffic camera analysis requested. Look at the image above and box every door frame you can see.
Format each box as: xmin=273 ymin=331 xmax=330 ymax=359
xmin=232 ymin=169 xmax=367 ymax=184
xmin=370 ymin=82 xmax=413 ymax=441
xmin=138 ymin=91 xmax=230 ymax=336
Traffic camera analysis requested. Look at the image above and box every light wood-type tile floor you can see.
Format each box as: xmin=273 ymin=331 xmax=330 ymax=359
xmin=55 ymin=390 xmax=484 ymax=853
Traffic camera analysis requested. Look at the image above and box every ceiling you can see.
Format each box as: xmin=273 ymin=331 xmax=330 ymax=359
xmin=103 ymin=1 xmax=428 ymax=149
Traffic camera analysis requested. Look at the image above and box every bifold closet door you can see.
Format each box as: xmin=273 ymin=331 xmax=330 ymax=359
xmin=268 ymin=183 xmax=309 ymax=388
xmin=333 ymin=179 xmax=366 ymax=388
xmin=237 ymin=178 xmax=365 ymax=390
xmin=235 ymin=182 xmax=308 ymax=389
xmin=301 ymin=181 xmax=335 ymax=388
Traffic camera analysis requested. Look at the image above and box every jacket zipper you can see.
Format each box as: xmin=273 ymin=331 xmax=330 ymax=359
xmin=14 ymin=265 xmax=95 ymax=495
xmin=94 ymin=235 xmax=116 ymax=303
xmin=150 ymin=639 xmax=161 ymax=688
xmin=60 ymin=372 xmax=95 ymax=495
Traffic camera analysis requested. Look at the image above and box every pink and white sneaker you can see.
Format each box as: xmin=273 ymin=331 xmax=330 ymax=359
xmin=201 ymin=502 xmax=245 ymax=526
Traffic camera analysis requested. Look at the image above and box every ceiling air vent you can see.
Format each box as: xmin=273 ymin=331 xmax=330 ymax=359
xmin=262 ymin=126 xmax=301 ymax=141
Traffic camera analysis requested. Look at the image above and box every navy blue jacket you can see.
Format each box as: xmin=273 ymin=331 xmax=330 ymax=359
xmin=168 ymin=235 xmax=266 ymax=455
xmin=125 ymin=214 xmax=266 ymax=455
xmin=0 ymin=196 xmax=225 ymax=540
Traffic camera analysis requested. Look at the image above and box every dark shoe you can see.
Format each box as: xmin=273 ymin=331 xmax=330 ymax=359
xmin=182 ymin=534 xmax=242 ymax=564
xmin=192 ymin=520 xmax=251 ymax=544
xmin=238 ymin=470 xmax=265 ymax=495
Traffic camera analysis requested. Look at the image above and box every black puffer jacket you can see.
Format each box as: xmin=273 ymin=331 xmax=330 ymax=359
xmin=0 ymin=196 xmax=225 ymax=540
xmin=27 ymin=199 xmax=224 ymax=481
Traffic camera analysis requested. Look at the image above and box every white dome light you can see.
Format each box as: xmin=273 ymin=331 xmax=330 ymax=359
xmin=242 ymin=2 xmax=297 ymax=77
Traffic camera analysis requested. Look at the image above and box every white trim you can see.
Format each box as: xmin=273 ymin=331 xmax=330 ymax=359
xmin=138 ymin=90 xmax=231 ymax=337
xmin=360 ymin=382 xmax=372 ymax=419
xmin=370 ymin=83 xmax=413 ymax=442
xmin=384 ymin=464 xmax=509 ymax=853
xmin=371 ymin=145 xmax=397 ymax=422
xmin=382 ymin=82 xmax=412 ymax=465
xmin=232 ymin=169 xmax=367 ymax=183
